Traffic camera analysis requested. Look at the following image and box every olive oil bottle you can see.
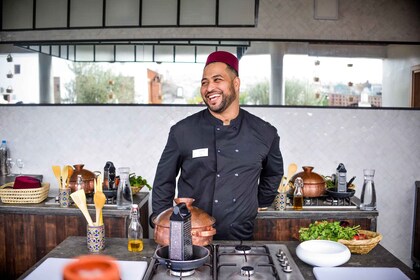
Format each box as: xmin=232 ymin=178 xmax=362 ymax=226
xmin=128 ymin=204 xmax=143 ymax=252
xmin=293 ymin=177 xmax=304 ymax=210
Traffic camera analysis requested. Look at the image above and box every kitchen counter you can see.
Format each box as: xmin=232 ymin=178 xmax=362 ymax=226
xmin=0 ymin=192 xmax=150 ymax=279
xmin=19 ymin=236 xmax=417 ymax=280
xmin=0 ymin=192 xmax=149 ymax=218
xmin=254 ymin=197 xmax=379 ymax=240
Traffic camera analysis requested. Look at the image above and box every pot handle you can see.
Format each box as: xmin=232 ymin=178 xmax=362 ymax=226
xmin=193 ymin=228 xmax=216 ymax=237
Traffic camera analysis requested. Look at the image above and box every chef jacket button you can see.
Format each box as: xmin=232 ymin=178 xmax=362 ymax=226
xmin=216 ymin=127 xmax=221 ymax=131
xmin=217 ymin=174 xmax=220 ymax=178
xmin=217 ymin=149 xmax=221 ymax=153
xmin=233 ymin=198 xmax=236 ymax=202
xmin=214 ymin=200 xmax=219 ymax=203
xmin=235 ymin=173 xmax=239 ymax=177
xmin=235 ymin=149 xmax=239 ymax=152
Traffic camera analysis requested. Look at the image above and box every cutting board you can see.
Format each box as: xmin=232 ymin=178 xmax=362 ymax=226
xmin=23 ymin=257 xmax=148 ymax=280
xmin=313 ymin=267 xmax=410 ymax=280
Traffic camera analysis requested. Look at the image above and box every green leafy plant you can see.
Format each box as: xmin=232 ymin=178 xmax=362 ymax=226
xmin=129 ymin=173 xmax=152 ymax=190
xmin=299 ymin=220 xmax=360 ymax=241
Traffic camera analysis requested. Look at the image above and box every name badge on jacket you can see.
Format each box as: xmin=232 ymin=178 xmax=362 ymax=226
xmin=192 ymin=148 xmax=208 ymax=158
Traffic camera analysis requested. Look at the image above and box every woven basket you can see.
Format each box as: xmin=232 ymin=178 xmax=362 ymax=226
xmin=0 ymin=182 xmax=50 ymax=204
xmin=338 ymin=230 xmax=382 ymax=254
xmin=131 ymin=186 xmax=143 ymax=195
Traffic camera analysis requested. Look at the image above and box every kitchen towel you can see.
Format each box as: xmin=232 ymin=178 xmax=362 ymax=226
xmin=313 ymin=267 xmax=409 ymax=280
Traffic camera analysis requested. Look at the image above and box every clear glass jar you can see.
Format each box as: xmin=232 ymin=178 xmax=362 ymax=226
xmin=116 ymin=167 xmax=133 ymax=209
xmin=127 ymin=204 xmax=143 ymax=252
xmin=360 ymin=169 xmax=376 ymax=210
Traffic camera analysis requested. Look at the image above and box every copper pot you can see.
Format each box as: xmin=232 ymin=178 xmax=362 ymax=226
xmin=153 ymin=198 xmax=216 ymax=246
xmin=291 ymin=166 xmax=326 ymax=197
xmin=68 ymin=164 xmax=100 ymax=194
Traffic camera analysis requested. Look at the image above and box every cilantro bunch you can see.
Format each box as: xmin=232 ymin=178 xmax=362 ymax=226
xmin=299 ymin=221 xmax=360 ymax=241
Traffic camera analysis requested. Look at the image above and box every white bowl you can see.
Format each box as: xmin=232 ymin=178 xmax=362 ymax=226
xmin=296 ymin=240 xmax=351 ymax=267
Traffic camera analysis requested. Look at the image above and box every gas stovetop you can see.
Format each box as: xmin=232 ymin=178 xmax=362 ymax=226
xmin=286 ymin=195 xmax=358 ymax=209
xmin=144 ymin=243 xmax=305 ymax=280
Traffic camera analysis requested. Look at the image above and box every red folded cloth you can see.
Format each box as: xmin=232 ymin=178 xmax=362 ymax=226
xmin=13 ymin=176 xmax=42 ymax=189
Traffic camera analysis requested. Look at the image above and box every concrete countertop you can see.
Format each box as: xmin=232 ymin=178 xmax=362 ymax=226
xmin=0 ymin=192 xmax=149 ymax=217
xmin=19 ymin=236 xmax=417 ymax=280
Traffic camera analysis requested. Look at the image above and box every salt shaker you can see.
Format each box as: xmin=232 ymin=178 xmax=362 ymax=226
xmin=360 ymin=169 xmax=376 ymax=210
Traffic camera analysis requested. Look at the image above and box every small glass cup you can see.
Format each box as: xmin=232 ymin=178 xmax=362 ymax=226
xmin=16 ymin=159 xmax=24 ymax=174
xmin=59 ymin=188 xmax=71 ymax=208
xmin=87 ymin=224 xmax=105 ymax=253
xmin=274 ymin=192 xmax=287 ymax=211
xmin=6 ymin=158 xmax=15 ymax=176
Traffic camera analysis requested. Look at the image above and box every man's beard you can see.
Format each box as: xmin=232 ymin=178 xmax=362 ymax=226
xmin=204 ymin=84 xmax=236 ymax=114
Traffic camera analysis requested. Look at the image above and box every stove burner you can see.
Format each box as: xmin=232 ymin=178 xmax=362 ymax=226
xmin=235 ymin=245 xmax=252 ymax=254
xmin=169 ymin=269 xmax=195 ymax=277
xmin=240 ymin=265 xmax=255 ymax=276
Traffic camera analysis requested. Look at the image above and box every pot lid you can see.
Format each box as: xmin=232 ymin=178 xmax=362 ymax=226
xmin=291 ymin=166 xmax=325 ymax=185
xmin=69 ymin=164 xmax=96 ymax=182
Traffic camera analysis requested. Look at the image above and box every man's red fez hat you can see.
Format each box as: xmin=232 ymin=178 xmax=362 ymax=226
xmin=205 ymin=51 xmax=239 ymax=73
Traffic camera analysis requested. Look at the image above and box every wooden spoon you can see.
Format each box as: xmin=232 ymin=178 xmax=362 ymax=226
xmin=52 ymin=166 xmax=61 ymax=189
xmin=61 ymin=166 xmax=68 ymax=189
xmin=70 ymin=190 xmax=93 ymax=226
xmin=279 ymin=163 xmax=297 ymax=192
xmin=66 ymin=165 xmax=74 ymax=188
xmin=94 ymin=192 xmax=106 ymax=226
xmin=286 ymin=163 xmax=298 ymax=183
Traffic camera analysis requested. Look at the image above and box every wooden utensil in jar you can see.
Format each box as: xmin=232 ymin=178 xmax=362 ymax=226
xmin=94 ymin=177 xmax=106 ymax=226
xmin=66 ymin=165 xmax=74 ymax=189
xmin=70 ymin=189 xmax=94 ymax=226
xmin=61 ymin=166 xmax=69 ymax=189
xmin=52 ymin=165 xmax=61 ymax=189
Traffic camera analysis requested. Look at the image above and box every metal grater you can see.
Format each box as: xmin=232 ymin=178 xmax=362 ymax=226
xmin=169 ymin=203 xmax=193 ymax=261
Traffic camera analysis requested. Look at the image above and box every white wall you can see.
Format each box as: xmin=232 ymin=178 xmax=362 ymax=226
xmin=0 ymin=105 xmax=419 ymax=267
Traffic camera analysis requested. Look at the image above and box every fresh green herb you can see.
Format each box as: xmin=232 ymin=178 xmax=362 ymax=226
xmin=299 ymin=220 xmax=360 ymax=241
xmin=324 ymin=176 xmax=335 ymax=189
xmin=129 ymin=173 xmax=152 ymax=190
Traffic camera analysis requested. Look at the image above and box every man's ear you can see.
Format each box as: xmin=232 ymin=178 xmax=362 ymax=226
xmin=234 ymin=76 xmax=240 ymax=93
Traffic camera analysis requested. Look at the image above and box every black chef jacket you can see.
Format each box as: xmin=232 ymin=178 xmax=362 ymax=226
xmin=152 ymin=108 xmax=284 ymax=240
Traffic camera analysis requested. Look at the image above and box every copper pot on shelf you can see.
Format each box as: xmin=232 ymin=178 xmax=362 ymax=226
xmin=68 ymin=164 xmax=100 ymax=194
xmin=153 ymin=198 xmax=216 ymax=246
xmin=290 ymin=166 xmax=326 ymax=197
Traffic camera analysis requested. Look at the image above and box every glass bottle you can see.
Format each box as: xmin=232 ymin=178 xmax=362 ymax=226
xmin=76 ymin=174 xmax=84 ymax=191
xmin=293 ymin=177 xmax=304 ymax=210
xmin=360 ymin=169 xmax=376 ymax=210
xmin=127 ymin=204 xmax=143 ymax=252
xmin=117 ymin=167 xmax=133 ymax=209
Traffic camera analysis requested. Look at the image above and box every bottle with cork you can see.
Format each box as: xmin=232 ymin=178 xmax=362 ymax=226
xmin=127 ymin=204 xmax=143 ymax=252
xmin=293 ymin=177 xmax=304 ymax=210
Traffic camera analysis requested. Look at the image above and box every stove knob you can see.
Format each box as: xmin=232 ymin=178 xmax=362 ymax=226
xmin=277 ymin=254 xmax=285 ymax=262
xmin=276 ymin=249 xmax=284 ymax=257
xmin=283 ymin=264 xmax=293 ymax=273
xmin=281 ymin=259 xmax=289 ymax=267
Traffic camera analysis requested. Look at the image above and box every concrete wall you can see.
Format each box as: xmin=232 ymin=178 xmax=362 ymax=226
xmin=1 ymin=0 xmax=419 ymax=43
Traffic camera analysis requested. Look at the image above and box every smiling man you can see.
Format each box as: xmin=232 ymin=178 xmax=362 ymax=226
xmin=151 ymin=51 xmax=284 ymax=240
